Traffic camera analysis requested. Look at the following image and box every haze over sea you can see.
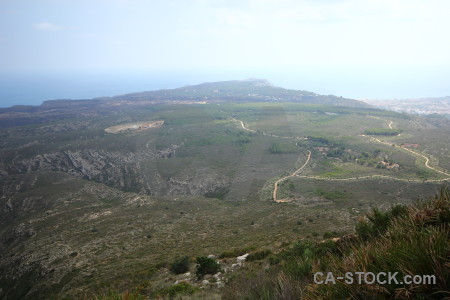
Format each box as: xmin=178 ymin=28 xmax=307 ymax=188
xmin=0 ymin=72 xmax=195 ymax=108
xmin=2 ymin=67 xmax=450 ymax=108
xmin=2 ymin=1 xmax=450 ymax=108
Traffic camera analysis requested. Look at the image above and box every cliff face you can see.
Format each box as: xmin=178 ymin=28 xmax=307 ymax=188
xmin=2 ymin=148 xmax=229 ymax=197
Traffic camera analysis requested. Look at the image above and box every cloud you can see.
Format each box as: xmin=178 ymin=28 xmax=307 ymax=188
xmin=34 ymin=22 xmax=62 ymax=31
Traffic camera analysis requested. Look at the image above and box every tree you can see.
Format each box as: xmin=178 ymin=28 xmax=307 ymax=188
xmin=170 ymin=256 xmax=190 ymax=274
xmin=195 ymin=256 xmax=220 ymax=279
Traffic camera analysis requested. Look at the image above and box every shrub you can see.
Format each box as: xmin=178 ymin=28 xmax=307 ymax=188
xmin=170 ymin=256 xmax=190 ymax=275
xmin=268 ymin=143 xmax=282 ymax=154
xmin=247 ymin=249 xmax=272 ymax=262
xmin=389 ymin=204 xmax=408 ymax=218
xmin=237 ymin=137 xmax=251 ymax=145
xmin=355 ymin=220 xmax=373 ymax=241
xmin=196 ymin=256 xmax=220 ymax=279
xmin=356 ymin=205 xmax=408 ymax=241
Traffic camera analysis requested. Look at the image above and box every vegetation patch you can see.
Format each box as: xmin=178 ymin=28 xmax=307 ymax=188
xmin=314 ymin=188 xmax=346 ymax=199
xmin=246 ymin=249 xmax=272 ymax=262
xmin=196 ymin=256 xmax=221 ymax=279
xmin=364 ymin=128 xmax=403 ymax=136
xmin=169 ymin=256 xmax=190 ymax=275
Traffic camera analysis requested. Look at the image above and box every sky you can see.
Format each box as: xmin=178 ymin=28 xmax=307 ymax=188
xmin=1 ymin=0 xmax=450 ymax=105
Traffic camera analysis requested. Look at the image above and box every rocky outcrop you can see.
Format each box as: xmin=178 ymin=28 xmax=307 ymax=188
xmin=2 ymin=147 xmax=229 ymax=198
xmin=0 ymin=223 xmax=35 ymax=249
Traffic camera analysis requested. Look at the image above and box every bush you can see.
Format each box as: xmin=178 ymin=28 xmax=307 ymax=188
xmin=355 ymin=220 xmax=373 ymax=241
xmin=356 ymin=205 xmax=408 ymax=241
xmin=389 ymin=204 xmax=408 ymax=218
xmin=170 ymin=256 xmax=190 ymax=275
xmin=196 ymin=256 xmax=220 ymax=279
xmin=247 ymin=249 xmax=272 ymax=262
xmin=268 ymin=143 xmax=282 ymax=154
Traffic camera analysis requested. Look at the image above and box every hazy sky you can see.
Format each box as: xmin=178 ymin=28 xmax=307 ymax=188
xmin=1 ymin=0 xmax=450 ymax=100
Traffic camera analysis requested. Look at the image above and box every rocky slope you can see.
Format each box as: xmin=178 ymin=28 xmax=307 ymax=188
xmin=1 ymin=147 xmax=229 ymax=197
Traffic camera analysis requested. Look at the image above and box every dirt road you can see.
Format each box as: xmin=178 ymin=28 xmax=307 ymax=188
xmin=273 ymin=150 xmax=311 ymax=203
xmin=232 ymin=116 xmax=449 ymax=203
xmin=367 ymin=136 xmax=450 ymax=178
xmin=231 ymin=117 xmax=257 ymax=133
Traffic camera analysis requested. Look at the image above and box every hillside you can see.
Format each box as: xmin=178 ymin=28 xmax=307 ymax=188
xmin=1 ymin=87 xmax=449 ymax=299
xmin=222 ymin=185 xmax=450 ymax=300
xmin=109 ymin=79 xmax=369 ymax=107
xmin=92 ymin=186 xmax=450 ymax=299
xmin=0 ymin=79 xmax=369 ymax=128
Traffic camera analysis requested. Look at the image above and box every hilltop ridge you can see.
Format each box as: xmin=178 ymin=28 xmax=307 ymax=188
xmin=0 ymin=79 xmax=370 ymax=128
xmin=108 ymin=79 xmax=369 ymax=107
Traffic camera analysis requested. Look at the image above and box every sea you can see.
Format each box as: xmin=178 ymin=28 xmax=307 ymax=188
xmin=2 ymin=69 xmax=448 ymax=108
xmin=0 ymin=72 xmax=215 ymax=108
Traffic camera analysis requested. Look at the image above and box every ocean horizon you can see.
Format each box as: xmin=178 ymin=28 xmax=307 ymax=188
xmin=0 ymin=72 xmax=203 ymax=108
xmin=2 ymin=70 xmax=449 ymax=108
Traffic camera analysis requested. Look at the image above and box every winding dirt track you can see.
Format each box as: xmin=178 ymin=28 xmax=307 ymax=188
xmin=369 ymin=116 xmax=394 ymax=129
xmin=231 ymin=117 xmax=312 ymax=202
xmin=232 ymin=116 xmax=450 ymax=203
xmin=273 ymin=150 xmax=311 ymax=202
xmin=307 ymin=117 xmax=450 ymax=182
xmin=232 ymin=117 xmax=257 ymax=133
xmin=296 ymin=174 xmax=449 ymax=183
xmin=388 ymin=121 xmax=393 ymax=129
xmin=364 ymin=116 xmax=449 ymax=177
xmin=367 ymin=136 xmax=450 ymax=177
xmin=232 ymin=117 xmax=307 ymax=140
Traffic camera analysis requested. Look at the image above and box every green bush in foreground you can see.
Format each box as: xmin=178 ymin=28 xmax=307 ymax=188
xmin=196 ymin=256 xmax=220 ymax=279
xmin=169 ymin=256 xmax=190 ymax=275
xmin=355 ymin=204 xmax=408 ymax=241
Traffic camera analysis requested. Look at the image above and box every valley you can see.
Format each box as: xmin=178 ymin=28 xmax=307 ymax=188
xmin=0 ymin=80 xmax=449 ymax=299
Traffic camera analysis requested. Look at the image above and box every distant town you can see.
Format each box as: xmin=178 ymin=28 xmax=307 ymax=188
xmin=362 ymin=97 xmax=450 ymax=115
